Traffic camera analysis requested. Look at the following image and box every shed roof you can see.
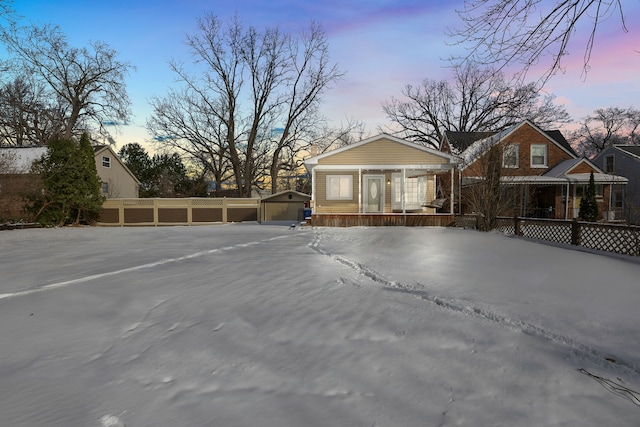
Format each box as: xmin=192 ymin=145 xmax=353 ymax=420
xmin=261 ymin=190 xmax=310 ymax=202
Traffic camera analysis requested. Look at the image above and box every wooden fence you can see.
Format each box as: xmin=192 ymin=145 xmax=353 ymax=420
xmin=98 ymin=198 xmax=260 ymax=226
xmin=456 ymin=215 xmax=640 ymax=257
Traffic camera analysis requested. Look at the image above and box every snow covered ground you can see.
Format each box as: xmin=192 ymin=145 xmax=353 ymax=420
xmin=1 ymin=224 xmax=639 ymax=426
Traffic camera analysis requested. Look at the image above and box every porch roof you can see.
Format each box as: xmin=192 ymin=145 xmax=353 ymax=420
xmin=308 ymin=163 xmax=455 ymax=172
xmin=463 ymin=173 xmax=628 ymax=186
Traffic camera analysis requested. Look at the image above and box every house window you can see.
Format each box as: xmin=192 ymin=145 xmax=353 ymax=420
xmin=326 ymin=175 xmax=353 ymax=200
xmin=503 ymin=144 xmax=519 ymax=168
xmin=102 ymin=156 xmax=111 ymax=168
xmin=595 ymin=184 xmax=603 ymax=199
xmin=577 ymin=183 xmax=603 ymax=199
xmin=530 ymin=144 xmax=547 ymax=167
xmin=391 ymin=173 xmax=427 ymax=210
xmin=612 ymin=186 xmax=624 ymax=209
xmin=605 ymin=155 xmax=614 ymax=173
xmin=101 ymin=182 xmax=109 ymax=194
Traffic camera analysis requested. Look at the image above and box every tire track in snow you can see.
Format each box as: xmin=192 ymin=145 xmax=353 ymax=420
xmin=0 ymin=233 xmax=302 ymax=301
xmin=310 ymin=231 xmax=640 ymax=378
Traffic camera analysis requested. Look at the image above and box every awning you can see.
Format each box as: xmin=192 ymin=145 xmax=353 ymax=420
xmin=462 ymin=173 xmax=628 ymax=186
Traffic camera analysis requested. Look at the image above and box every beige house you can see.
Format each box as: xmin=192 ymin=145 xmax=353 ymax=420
xmin=304 ymin=134 xmax=458 ymax=216
xmin=94 ymin=145 xmax=140 ymax=198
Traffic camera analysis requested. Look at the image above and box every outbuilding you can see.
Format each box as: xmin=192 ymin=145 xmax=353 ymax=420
xmin=260 ymin=190 xmax=311 ymax=222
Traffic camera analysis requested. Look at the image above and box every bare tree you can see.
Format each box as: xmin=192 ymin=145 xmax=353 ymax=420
xmin=0 ymin=148 xmax=17 ymax=173
xmin=1 ymin=23 xmax=134 ymax=142
xmin=149 ymin=14 xmax=342 ymax=197
xmin=0 ymin=75 xmax=65 ymax=146
xmin=460 ymin=139 xmax=522 ymax=230
xmin=452 ymin=0 xmax=631 ymax=82
xmin=571 ymin=107 xmax=640 ymax=157
xmin=309 ymin=117 xmax=367 ymax=154
xmin=147 ymin=89 xmax=233 ymax=196
xmin=383 ymin=63 xmax=569 ymax=149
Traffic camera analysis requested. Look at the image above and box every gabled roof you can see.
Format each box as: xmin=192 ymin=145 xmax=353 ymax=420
xmin=543 ymin=158 xmax=601 ymax=177
xmin=614 ymin=145 xmax=640 ymax=160
xmin=305 ymin=133 xmax=458 ymax=167
xmin=261 ymin=190 xmax=310 ymax=202
xmin=519 ymin=158 xmax=627 ymax=184
xmin=460 ymin=120 xmax=577 ymax=169
xmin=94 ymin=145 xmax=141 ymax=185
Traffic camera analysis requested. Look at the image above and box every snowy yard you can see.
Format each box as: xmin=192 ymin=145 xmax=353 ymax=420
xmin=1 ymin=224 xmax=639 ymax=426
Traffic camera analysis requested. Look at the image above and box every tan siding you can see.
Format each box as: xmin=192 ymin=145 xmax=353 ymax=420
xmin=315 ymin=170 xmax=359 ymax=214
xmin=95 ymin=149 xmax=139 ymax=198
xmin=318 ymin=139 xmax=448 ymax=166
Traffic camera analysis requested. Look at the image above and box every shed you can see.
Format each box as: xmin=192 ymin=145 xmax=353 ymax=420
xmin=260 ymin=190 xmax=311 ymax=222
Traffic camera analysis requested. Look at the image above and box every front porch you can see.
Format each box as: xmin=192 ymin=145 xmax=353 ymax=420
xmin=309 ymin=213 xmax=455 ymax=227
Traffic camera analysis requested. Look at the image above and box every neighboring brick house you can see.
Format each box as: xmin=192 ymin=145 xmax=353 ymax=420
xmin=442 ymin=120 xmax=628 ymax=220
xmin=592 ymin=145 xmax=640 ymax=224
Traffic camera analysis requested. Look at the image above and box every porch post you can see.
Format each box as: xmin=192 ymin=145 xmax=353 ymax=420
xmin=450 ymin=167 xmax=454 ymax=214
xmin=402 ymin=168 xmax=406 ymax=214
xmin=358 ymin=168 xmax=362 ymax=213
xmin=311 ymin=167 xmax=316 ymax=214
xmin=564 ymin=182 xmax=569 ymax=220
xmin=458 ymin=170 xmax=462 ymax=215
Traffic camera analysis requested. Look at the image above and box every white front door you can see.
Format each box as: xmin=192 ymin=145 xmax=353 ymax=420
xmin=364 ymin=175 xmax=384 ymax=213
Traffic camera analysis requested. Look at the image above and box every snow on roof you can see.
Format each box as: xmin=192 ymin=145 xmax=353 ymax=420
xmin=0 ymin=146 xmax=47 ymax=173
xmin=460 ymin=124 xmax=515 ymax=167
xmin=459 ymin=121 xmax=578 ymax=169
xmin=563 ymin=172 xmax=628 ymax=184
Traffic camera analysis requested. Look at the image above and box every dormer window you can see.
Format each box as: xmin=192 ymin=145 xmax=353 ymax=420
xmin=530 ymin=144 xmax=547 ymax=167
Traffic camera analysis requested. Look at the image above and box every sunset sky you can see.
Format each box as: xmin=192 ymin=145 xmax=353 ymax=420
xmin=7 ymin=0 xmax=640 ymax=149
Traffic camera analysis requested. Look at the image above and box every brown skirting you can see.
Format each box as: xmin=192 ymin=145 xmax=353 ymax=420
xmin=310 ymin=214 xmax=455 ymax=227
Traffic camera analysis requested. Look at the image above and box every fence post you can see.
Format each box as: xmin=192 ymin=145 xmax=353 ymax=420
xmin=571 ymin=218 xmax=580 ymax=246
xmin=153 ymin=199 xmax=159 ymax=226
xmin=222 ymin=198 xmax=228 ymax=224
xmin=514 ymin=215 xmax=521 ymax=236
xmin=118 ymin=200 xmax=124 ymax=226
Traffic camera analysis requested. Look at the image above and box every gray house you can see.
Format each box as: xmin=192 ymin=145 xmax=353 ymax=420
xmin=592 ymin=145 xmax=640 ymax=225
